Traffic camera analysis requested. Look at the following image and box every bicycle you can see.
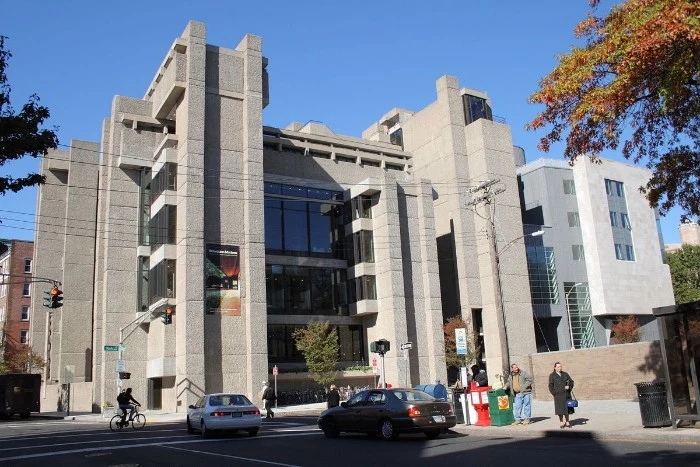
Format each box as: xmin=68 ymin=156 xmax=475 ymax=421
xmin=109 ymin=404 xmax=146 ymax=432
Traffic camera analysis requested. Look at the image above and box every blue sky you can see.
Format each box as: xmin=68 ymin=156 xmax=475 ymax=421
xmin=0 ymin=0 xmax=685 ymax=243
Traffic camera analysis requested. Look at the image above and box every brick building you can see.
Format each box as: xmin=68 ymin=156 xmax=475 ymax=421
xmin=0 ymin=240 xmax=34 ymax=363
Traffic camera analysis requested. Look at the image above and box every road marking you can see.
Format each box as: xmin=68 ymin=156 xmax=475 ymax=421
xmin=0 ymin=434 xmax=193 ymax=452
xmin=0 ymin=428 xmax=185 ymax=443
xmin=161 ymin=445 xmax=301 ymax=466
xmin=0 ymin=431 xmax=320 ymax=462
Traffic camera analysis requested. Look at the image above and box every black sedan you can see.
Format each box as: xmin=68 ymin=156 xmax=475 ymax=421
xmin=317 ymin=388 xmax=456 ymax=441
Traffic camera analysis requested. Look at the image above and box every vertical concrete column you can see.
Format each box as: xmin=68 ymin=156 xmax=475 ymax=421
xmin=31 ymin=150 xmax=70 ymax=385
xmin=175 ymin=21 xmax=207 ymax=410
xmin=58 ymin=141 xmax=99 ymax=384
xmin=371 ymin=176 xmax=407 ymax=386
xmin=415 ymin=180 xmax=447 ymax=385
xmin=236 ymin=34 xmax=268 ymax=397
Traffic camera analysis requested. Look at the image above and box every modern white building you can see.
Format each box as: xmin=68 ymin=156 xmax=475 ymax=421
xmin=517 ymin=157 xmax=675 ymax=350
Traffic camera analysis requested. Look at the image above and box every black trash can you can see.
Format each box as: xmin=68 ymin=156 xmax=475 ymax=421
xmin=635 ymin=381 xmax=672 ymax=427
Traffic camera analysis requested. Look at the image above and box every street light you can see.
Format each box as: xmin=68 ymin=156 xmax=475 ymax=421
xmin=493 ymin=229 xmax=546 ymax=376
xmin=565 ymin=282 xmax=584 ymax=350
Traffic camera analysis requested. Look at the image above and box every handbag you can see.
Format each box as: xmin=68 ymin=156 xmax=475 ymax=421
xmin=567 ymin=390 xmax=579 ymax=408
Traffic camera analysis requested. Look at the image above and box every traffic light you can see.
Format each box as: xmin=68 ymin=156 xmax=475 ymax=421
xmin=43 ymin=290 xmax=52 ymax=308
xmin=119 ymin=372 xmax=131 ymax=380
xmin=50 ymin=287 xmax=63 ymax=309
xmin=370 ymin=339 xmax=390 ymax=355
xmin=162 ymin=307 xmax=173 ymax=325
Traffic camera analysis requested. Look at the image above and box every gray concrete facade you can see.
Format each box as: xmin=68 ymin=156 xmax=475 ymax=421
xmin=31 ymin=21 xmax=537 ymax=410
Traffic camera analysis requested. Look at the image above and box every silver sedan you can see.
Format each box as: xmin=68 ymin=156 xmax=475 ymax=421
xmin=187 ymin=393 xmax=262 ymax=438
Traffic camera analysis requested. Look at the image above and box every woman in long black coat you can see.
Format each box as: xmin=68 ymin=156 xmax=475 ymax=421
xmin=548 ymin=361 xmax=574 ymax=428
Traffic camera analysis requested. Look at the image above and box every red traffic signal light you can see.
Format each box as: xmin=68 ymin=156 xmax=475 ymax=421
xmin=50 ymin=287 xmax=63 ymax=309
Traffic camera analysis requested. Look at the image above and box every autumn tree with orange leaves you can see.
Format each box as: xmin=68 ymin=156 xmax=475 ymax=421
xmin=528 ymin=0 xmax=700 ymax=219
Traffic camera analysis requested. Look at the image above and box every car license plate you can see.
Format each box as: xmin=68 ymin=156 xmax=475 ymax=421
xmin=232 ymin=412 xmax=242 ymax=418
xmin=432 ymin=415 xmax=445 ymax=423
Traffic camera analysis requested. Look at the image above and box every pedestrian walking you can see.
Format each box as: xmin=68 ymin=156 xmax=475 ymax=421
xmin=504 ymin=363 xmax=533 ymax=425
xmin=548 ymin=361 xmax=574 ymax=428
xmin=262 ymin=381 xmax=276 ymax=419
xmin=327 ymin=384 xmax=340 ymax=409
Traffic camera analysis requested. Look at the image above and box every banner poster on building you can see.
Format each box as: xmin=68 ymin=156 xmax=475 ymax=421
xmin=205 ymin=244 xmax=241 ymax=316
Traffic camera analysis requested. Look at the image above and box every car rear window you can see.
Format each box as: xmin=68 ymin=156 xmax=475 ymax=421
xmin=209 ymin=395 xmax=252 ymax=406
xmin=390 ymin=390 xmax=435 ymax=402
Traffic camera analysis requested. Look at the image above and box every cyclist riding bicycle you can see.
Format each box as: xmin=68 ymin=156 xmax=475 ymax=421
xmin=117 ymin=388 xmax=141 ymax=424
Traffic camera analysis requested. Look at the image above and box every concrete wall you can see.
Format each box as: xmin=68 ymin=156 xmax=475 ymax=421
xmin=42 ymin=381 xmax=96 ymax=413
xmin=528 ymin=341 xmax=663 ymax=400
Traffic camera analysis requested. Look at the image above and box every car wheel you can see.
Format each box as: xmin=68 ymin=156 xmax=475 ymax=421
xmin=322 ymin=417 xmax=340 ymax=438
xmin=187 ymin=416 xmax=195 ymax=434
xmin=247 ymin=428 xmax=259 ymax=437
xmin=379 ymin=419 xmax=399 ymax=441
xmin=424 ymin=430 xmax=440 ymax=440
xmin=201 ymin=420 xmax=210 ymax=439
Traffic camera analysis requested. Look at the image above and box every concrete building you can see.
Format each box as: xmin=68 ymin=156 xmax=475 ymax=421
xmin=0 ymin=240 xmax=34 ymax=363
xmin=31 ymin=21 xmax=536 ymax=411
xmin=517 ymin=158 xmax=675 ymax=351
xmin=665 ymin=220 xmax=700 ymax=253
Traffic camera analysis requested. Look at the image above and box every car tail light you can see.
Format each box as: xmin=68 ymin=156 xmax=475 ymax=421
xmin=447 ymin=406 xmax=454 ymax=415
xmin=210 ymin=411 xmax=227 ymax=417
xmin=244 ymin=409 xmax=260 ymax=415
xmin=407 ymin=406 xmax=422 ymax=418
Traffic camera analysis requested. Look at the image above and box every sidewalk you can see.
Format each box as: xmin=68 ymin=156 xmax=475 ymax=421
xmin=451 ymin=399 xmax=700 ymax=445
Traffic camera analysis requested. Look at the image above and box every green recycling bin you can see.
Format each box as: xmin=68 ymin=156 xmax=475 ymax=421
xmin=487 ymin=388 xmax=515 ymax=426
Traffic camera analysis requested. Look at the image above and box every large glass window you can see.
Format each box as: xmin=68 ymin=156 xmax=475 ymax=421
xmin=21 ymin=306 xmax=29 ymax=321
xmin=267 ymin=324 xmax=365 ymax=363
xmin=348 ymin=275 xmax=377 ymax=303
xmin=605 ymin=179 xmax=625 ymax=197
xmin=149 ymin=259 xmax=176 ymax=304
xmin=22 ymin=282 xmax=30 ymax=297
xmin=139 ymin=168 xmax=151 ymax=246
xmin=150 ymin=205 xmax=177 ymax=247
xmin=151 ymin=163 xmax=177 ymax=202
xmin=24 ymin=258 xmax=32 ymax=273
xmin=567 ymin=212 xmax=580 ymax=227
xmin=621 ymin=213 xmax=632 ymax=230
xmin=610 ymin=211 xmax=619 ymax=227
xmin=389 ymin=128 xmax=403 ymax=148
xmin=563 ymin=179 xmax=576 ymax=195
xmin=346 ymin=230 xmax=375 ymax=266
xmin=264 ymin=200 xmax=283 ymax=252
xmin=266 ymin=265 xmax=347 ymax=316
xmin=138 ymin=256 xmax=150 ymax=312
xmin=526 ymin=246 xmax=559 ymax=305
xmin=614 ymin=243 xmax=635 ymax=261
xmin=572 ymin=245 xmax=585 ymax=261
xmin=345 ymin=195 xmax=375 ymax=222
xmin=264 ymin=183 xmax=344 ymax=258
xmin=463 ymin=94 xmax=493 ymax=125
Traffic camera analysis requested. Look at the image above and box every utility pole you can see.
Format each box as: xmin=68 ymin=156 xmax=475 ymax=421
xmin=466 ymin=179 xmax=511 ymax=377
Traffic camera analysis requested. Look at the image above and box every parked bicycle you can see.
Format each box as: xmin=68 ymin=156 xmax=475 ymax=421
xmin=109 ymin=404 xmax=146 ymax=431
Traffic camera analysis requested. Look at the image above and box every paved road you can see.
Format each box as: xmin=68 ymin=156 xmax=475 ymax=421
xmin=0 ymin=416 xmax=698 ymax=466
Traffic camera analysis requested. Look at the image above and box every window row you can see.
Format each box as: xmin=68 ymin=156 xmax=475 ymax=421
xmin=345 ymin=195 xmax=376 ymax=222
xmin=605 ymin=179 xmax=625 ymax=198
xmin=610 ymin=211 xmax=632 ymax=230
xmin=526 ymin=246 xmax=559 ymax=305
xmin=264 ymin=199 xmax=345 ymax=258
xmin=264 ymin=182 xmax=343 ymax=202
xmin=151 ymin=163 xmax=177 ymax=202
xmin=266 ymin=265 xmax=349 ymax=316
xmin=150 ymin=205 xmax=177 ymax=247
xmin=149 ymin=259 xmax=176 ymax=305
xmin=563 ymin=179 xmax=576 ymax=195
xmin=615 ymin=243 xmax=636 ymax=261
xmin=346 ymin=230 xmax=375 ymax=266
xmin=267 ymin=324 xmax=365 ymax=363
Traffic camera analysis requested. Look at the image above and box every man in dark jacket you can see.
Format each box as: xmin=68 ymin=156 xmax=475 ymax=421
xmin=327 ymin=384 xmax=340 ymax=409
xmin=262 ymin=381 xmax=276 ymax=418
xmin=504 ymin=363 xmax=533 ymax=425
xmin=117 ymin=388 xmax=140 ymax=423
xmin=470 ymin=364 xmax=488 ymax=387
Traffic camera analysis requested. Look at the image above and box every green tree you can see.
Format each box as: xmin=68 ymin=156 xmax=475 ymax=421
xmin=1 ymin=36 xmax=59 ymax=195
xmin=667 ymin=244 xmax=700 ymax=304
xmin=292 ymin=322 xmax=339 ymax=388
xmin=443 ymin=316 xmax=477 ymax=371
xmin=527 ymin=0 xmax=700 ymax=218
xmin=0 ymin=346 xmax=46 ymax=374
